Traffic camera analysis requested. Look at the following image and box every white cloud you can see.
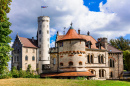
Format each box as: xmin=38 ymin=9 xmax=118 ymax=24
xmin=8 ymin=0 xmax=130 ymax=43
xmin=50 ymin=41 xmax=55 ymax=47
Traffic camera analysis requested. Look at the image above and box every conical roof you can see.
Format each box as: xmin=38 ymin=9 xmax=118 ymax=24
xmin=57 ymin=27 xmax=84 ymax=42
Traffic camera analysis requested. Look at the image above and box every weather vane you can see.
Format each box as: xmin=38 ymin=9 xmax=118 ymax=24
xmin=70 ymin=22 xmax=73 ymax=26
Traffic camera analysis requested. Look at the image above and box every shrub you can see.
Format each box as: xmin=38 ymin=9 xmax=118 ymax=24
xmin=75 ymin=76 xmax=87 ymax=80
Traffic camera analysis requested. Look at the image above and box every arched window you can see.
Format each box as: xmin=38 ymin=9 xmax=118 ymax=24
xmin=113 ymin=60 xmax=115 ymax=67
xmin=98 ymin=56 xmax=101 ymax=63
xmin=99 ymin=70 xmax=101 ymax=77
xmin=25 ymin=55 xmax=28 ymax=61
xmin=99 ymin=69 xmax=105 ymax=78
xmin=69 ymin=61 xmax=73 ymax=66
xmin=102 ymin=69 xmax=104 ymax=77
xmin=91 ymin=55 xmax=93 ymax=63
xmin=79 ymin=61 xmax=82 ymax=65
xmin=32 ymin=56 xmax=35 ymax=61
xmin=88 ymin=55 xmax=90 ymax=63
xmin=101 ymin=56 xmax=104 ymax=63
xmin=110 ymin=59 xmax=112 ymax=67
xmin=89 ymin=69 xmax=96 ymax=74
xmin=60 ymin=63 xmax=63 ymax=66
xmin=109 ymin=59 xmax=115 ymax=68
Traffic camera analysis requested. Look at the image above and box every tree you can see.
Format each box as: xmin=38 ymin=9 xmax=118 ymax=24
xmin=109 ymin=36 xmax=130 ymax=51
xmin=123 ymin=50 xmax=130 ymax=71
xmin=0 ymin=0 xmax=12 ymax=74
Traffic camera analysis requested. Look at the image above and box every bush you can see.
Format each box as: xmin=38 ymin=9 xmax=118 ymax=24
xmin=0 ymin=66 xmax=40 ymax=79
xmin=75 ymin=76 xmax=87 ymax=80
xmin=11 ymin=66 xmax=19 ymax=78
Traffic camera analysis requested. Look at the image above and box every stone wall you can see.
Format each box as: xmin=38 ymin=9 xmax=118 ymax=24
xmin=108 ymin=53 xmax=123 ymax=79
xmin=22 ymin=47 xmax=37 ymax=71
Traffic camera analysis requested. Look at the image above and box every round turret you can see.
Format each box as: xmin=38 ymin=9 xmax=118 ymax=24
xmin=38 ymin=16 xmax=50 ymax=73
xmin=57 ymin=26 xmax=86 ymax=72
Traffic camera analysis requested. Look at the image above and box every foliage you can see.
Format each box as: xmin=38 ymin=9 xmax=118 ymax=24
xmin=0 ymin=0 xmax=13 ymax=75
xmin=0 ymin=66 xmax=40 ymax=79
xmin=123 ymin=50 xmax=130 ymax=71
xmin=0 ymin=0 xmax=12 ymax=22
xmin=27 ymin=64 xmax=31 ymax=72
xmin=75 ymin=76 xmax=87 ymax=80
xmin=11 ymin=66 xmax=19 ymax=78
xmin=109 ymin=36 xmax=130 ymax=51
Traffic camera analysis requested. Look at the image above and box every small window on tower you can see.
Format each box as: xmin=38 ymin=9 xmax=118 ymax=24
xmin=39 ymin=38 xmax=41 ymax=42
xmin=39 ymin=30 xmax=41 ymax=34
xmin=47 ymin=30 xmax=49 ymax=34
xmin=26 ymin=48 xmax=28 ymax=53
xmin=39 ymin=51 xmax=41 ymax=54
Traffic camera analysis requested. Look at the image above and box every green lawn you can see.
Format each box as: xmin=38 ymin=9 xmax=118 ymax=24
xmin=0 ymin=78 xmax=130 ymax=86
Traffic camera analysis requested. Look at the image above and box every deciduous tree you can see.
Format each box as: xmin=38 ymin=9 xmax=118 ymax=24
xmin=0 ymin=0 xmax=12 ymax=74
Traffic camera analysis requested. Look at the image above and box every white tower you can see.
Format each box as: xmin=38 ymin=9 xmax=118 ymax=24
xmin=38 ymin=16 xmax=50 ymax=73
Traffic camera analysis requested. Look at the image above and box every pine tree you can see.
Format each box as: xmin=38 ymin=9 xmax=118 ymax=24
xmin=0 ymin=0 xmax=12 ymax=74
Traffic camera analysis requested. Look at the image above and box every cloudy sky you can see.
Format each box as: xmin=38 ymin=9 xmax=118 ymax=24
xmin=7 ymin=0 xmax=130 ymax=70
xmin=8 ymin=0 xmax=130 ymax=47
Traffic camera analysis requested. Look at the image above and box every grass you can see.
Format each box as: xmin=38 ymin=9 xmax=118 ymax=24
xmin=0 ymin=78 xmax=130 ymax=86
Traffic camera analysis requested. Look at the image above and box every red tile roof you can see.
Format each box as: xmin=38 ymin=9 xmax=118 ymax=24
xmin=41 ymin=71 xmax=95 ymax=77
xmin=19 ymin=37 xmax=38 ymax=48
xmin=57 ymin=29 xmax=84 ymax=42
xmin=57 ymin=34 xmax=105 ymax=50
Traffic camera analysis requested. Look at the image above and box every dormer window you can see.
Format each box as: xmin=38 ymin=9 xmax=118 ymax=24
xmin=86 ymin=41 xmax=92 ymax=49
xmin=96 ymin=42 xmax=102 ymax=49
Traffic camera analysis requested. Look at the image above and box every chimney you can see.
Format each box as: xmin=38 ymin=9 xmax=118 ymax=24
xmin=57 ymin=31 xmax=59 ymax=36
xmin=97 ymin=37 xmax=108 ymax=49
xmin=87 ymin=31 xmax=90 ymax=36
xmin=78 ymin=29 xmax=80 ymax=34
xmin=32 ymin=37 xmax=34 ymax=42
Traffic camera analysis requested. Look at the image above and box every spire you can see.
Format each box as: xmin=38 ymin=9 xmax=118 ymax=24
xmin=70 ymin=22 xmax=73 ymax=29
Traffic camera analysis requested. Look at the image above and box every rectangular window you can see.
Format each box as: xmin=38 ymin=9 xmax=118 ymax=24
xmin=39 ymin=30 xmax=41 ymax=34
xmin=39 ymin=51 xmax=41 ymax=54
xmin=39 ymin=38 xmax=41 ymax=42
xmin=47 ymin=30 xmax=49 ymax=34
xmin=53 ymin=58 xmax=56 ymax=65
xmin=26 ymin=48 xmax=28 ymax=53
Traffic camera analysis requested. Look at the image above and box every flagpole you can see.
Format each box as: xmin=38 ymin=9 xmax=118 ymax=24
xmin=41 ymin=6 xmax=48 ymax=16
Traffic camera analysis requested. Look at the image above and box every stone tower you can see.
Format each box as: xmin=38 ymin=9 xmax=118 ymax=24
xmin=38 ymin=16 xmax=50 ymax=74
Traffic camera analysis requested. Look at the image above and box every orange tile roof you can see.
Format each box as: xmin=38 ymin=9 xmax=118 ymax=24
xmin=41 ymin=71 xmax=95 ymax=77
xmin=19 ymin=37 xmax=38 ymax=48
xmin=56 ymin=34 xmax=105 ymax=50
xmin=57 ymin=29 xmax=84 ymax=42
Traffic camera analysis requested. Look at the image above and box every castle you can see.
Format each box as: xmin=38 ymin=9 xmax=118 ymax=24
xmin=12 ymin=16 xmax=123 ymax=80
